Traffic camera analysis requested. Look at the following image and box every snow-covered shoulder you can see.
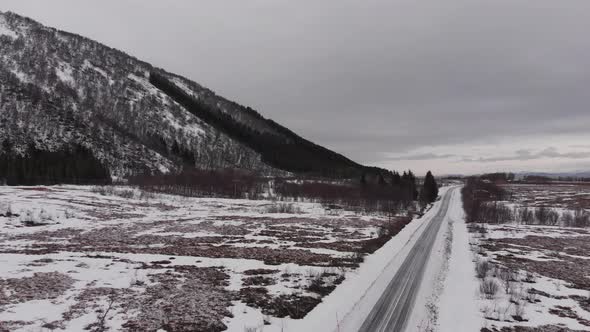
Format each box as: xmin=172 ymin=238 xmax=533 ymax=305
xmin=437 ymin=187 xmax=483 ymax=332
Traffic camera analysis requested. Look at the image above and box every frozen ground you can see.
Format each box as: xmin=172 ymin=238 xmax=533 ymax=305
xmin=0 ymin=185 xmax=414 ymax=331
xmin=412 ymin=186 xmax=483 ymax=332
xmin=17 ymin=184 xmax=586 ymax=332
xmin=503 ymin=183 xmax=590 ymax=210
xmin=436 ymin=183 xmax=590 ymax=332
xmin=470 ymin=223 xmax=590 ymax=332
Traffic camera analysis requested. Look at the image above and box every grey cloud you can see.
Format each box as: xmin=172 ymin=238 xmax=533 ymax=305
xmin=538 ymin=147 xmax=590 ymax=159
xmin=464 ymin=147 xmax=590 ymax=163
xmin=386 ymin=153 xmax=456 ymax=161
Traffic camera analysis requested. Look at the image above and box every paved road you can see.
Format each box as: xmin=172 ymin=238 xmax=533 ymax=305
xmin=359 ymin=188 xmax=456 ymax=332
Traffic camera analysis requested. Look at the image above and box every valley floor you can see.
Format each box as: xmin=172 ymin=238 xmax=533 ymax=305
xmin=0 ymin=185 xmax=416 ymax=332
xmin=435 ymin=183 xmax=590 ymax=332
xmin=4 ymin=183 xmax=588 ymax=332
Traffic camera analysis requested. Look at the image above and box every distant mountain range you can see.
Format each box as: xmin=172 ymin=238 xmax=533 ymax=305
xmin=0 ymin=11 xmax=385 ymax=183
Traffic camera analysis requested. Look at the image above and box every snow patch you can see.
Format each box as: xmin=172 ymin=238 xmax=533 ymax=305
xmin=82 ymin=59 xmax=109 ymax=79
xmin=0 ymin=16 xmax=18 ymax=39
xmin=160 ymin=106 xmax=206 ymax=138
xmin=55 ymin=62 xmax=75 ymax=85
xmin=128 ymin=73 xmax=161 ymax=96
xmin=171 ymin=77 xmax=202 ymax=99
xmin=9 ymin=68 xmax=29 ymax=83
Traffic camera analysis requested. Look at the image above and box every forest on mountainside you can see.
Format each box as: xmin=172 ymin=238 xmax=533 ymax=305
xmin=149 ymin=72 xmax=365 ymax=178
xmin=0 ymin=141 xmax=111 ymax=185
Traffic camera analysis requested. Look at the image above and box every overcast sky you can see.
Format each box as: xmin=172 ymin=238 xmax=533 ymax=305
xmin=3 ymin=0 xmax=590 ymax=175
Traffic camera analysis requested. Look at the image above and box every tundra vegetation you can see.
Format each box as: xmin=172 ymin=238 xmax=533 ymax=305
xmin=463 ymin=174 xmax=590 ymax=332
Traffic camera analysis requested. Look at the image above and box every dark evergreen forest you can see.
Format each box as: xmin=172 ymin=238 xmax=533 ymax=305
xmin=0 ymin=141 xmax=111 ymax=185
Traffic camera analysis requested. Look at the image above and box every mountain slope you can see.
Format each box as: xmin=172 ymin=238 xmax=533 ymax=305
xmin=0 ymin=11 xmax=378 ymax=183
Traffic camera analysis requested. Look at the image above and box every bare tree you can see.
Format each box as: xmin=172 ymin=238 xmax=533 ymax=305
xmin=562 ymin=211 xmax=575 ymax=227
xmin=480 ymin=278 xmax=500 ymax=299
xmin=519 ymin=207 xmax=534 ymax=225
xmin=547 ymin=209 xmax=560 ymax=226
xmin=535 ymin=206 xmax=549 ymax=225
xmin=476 ymin=259 xmax=492 ymax=279
xmin=574 ymin=208 xmax=590 ymax=228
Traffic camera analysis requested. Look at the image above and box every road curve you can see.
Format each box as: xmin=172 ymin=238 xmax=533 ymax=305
xmin=359 ymin=187 xmax=456 ymax=332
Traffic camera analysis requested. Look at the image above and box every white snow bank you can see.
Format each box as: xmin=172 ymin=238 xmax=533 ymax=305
xmin=438 ymin=187 xmax=483 ymax=332
xmin=405 ymin=188 xmax=458 ymax=332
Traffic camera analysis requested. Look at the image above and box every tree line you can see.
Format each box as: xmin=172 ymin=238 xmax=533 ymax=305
xmin=129 ymin=168 xmax=439 ymax=215
xmin=0 ymin=141 xmax=111 ymax=185
xmin=128 ymin=168 xmax=263 ymax=199
xmin=480 ymin=172 xmax=515 ymax=182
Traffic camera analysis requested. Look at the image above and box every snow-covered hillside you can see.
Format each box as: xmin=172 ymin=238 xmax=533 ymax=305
xmin=0 ymin=11 xmax=279 ymax=178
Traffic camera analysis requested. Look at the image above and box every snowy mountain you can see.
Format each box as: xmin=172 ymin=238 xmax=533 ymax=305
xmin=0 ymin=11 xmax=369 ymax=183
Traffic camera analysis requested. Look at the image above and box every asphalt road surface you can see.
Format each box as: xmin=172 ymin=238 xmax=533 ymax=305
xmin=359 ymin=187 xmax=456 ymax=332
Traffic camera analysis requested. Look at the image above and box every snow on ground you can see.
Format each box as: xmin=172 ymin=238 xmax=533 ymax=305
xmin=160 ymin=106 xmax=207 ymax=138
xmin=82 ymin=59 xmax=109 ymax=79
xmin=127 ymin=73 xmax=163 ymax=98
xmin=221 ymin=186 xmax=449 ymax=331
xmin=274 ymin=187 xmax=452 ymax=332
xmin=171 ymin=77 xmax=202 ymax=99
xmin=438 ymin=187 xmax=483 ymax=332
xmin=0 ymin=185 xmax=413 ymax=331
xmin=8 ymin=67 xmax=31 ymax=84
xmin=0 ymin=15 xmax=18 ymax=39
xmin=418 ymin=182 xmax=590 ymax=332
xmin=126 ymin=73 xmax=207 ymax=139
xmin=403 ymin=189 xmax=454 ymax=332
xmin=469 ymin=224 xmax=590 ymax=331
xmin=398 ymin=186 xmax=483 ymax=332
xmin=434 ymin=183 xmax=590 ymax=332
xmin=481 ymin=224 xmax=590 ymax=240
xmin=55 ymin=61 xmax=75 ymax=85
xmin=15 ymin=183 xmax=589 ymax=332
xmin=504 ymin=183 xmax=590 ymax=211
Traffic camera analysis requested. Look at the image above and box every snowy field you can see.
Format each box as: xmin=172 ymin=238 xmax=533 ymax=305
xmin=0 ymin=185 xmax=414 ymax=332
xmin=504 ymin=183 xmax=590 ymax=210
xmin=440 ymin=183 xmax=590 ymax=332
xmin=7 ymin=183 xmax=586 ymax=332
xmin=470 ymin=224 xmax=590 ymax=332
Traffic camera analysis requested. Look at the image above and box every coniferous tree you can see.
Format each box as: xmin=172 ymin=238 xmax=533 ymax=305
xmin=378 ymin=173 xmax=386 ymax=186
xmin=420 ymin=171 xmax=439 ymax=203
xmin=0 ymin=143 xmax=110 ymax=185
xmin=391 ymin=171 xmax=401 ymax=186
xmin=360 ymin=173 xmax=367 ymax=186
